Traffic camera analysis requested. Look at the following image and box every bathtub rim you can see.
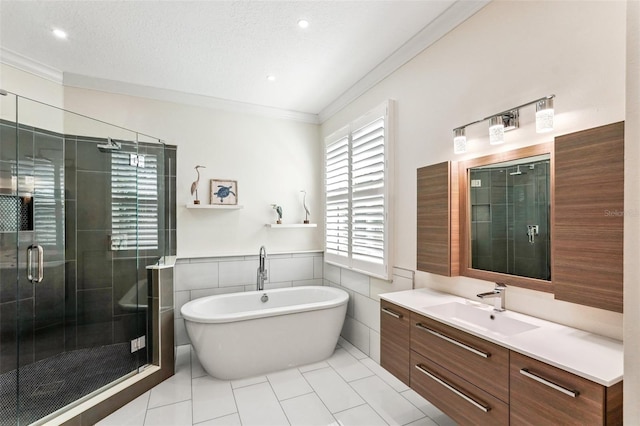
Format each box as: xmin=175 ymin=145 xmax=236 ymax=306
xmin=181 ymin=285 xmax=349 ymax=324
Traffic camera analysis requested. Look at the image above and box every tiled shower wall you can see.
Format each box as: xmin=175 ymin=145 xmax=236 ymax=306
xmin=174 ymin=252 xmax=414 ymax=364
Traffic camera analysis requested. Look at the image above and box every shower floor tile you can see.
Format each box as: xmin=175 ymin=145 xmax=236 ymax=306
xmin=97 ymin=343 xmax=455 ymax=426
xmin=0 ymin=343 xmax=138 ymax=426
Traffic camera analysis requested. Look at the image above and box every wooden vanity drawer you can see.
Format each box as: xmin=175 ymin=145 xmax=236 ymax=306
xmin=411 ymin=350 xmax=508 ymax=426
xmin=380 ymin=300 xmax=411 ymax=385
xmin=510 ymin=351 xmax=622 ymax=425
xmin=410 ymin=312 xmax=509 ymax=402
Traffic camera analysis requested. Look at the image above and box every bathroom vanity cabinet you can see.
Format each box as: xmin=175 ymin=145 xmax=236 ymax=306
xmin=410 ymin=311 xmax=509 ymax=424
xmin=380 ymin=300 xmax=411 ymax=386
xmin=379 ymin=297 xmax=623 ymax=425
xmin=416 ymin=161 xmax=458 ymax=276
xmin=510 ymin=351 xmax=623 ymax=425
xmin=553 ymin=121 xmax=624 ymax=312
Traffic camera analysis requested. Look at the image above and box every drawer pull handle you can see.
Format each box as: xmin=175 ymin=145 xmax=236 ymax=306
xmin=520 ymin=368 xmax=579 ymax=398
xmin=415 ymin=323 xmax=490 ymax=358
xmin=381 ymin=307 xmax=403 ymax=319
xmin=415 ymin=364 xmax=491 ymax=413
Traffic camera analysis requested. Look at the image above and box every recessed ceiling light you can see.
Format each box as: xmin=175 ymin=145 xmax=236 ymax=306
xmin=297 ymin=19 xmax=309 ymax=29
xmin=267 ymin=75 xmax=276 ymax=82
xmin=52 ymin=28 xmax=67 ymax=39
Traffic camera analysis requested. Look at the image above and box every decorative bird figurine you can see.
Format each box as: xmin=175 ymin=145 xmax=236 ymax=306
xmin=271 ymin=204 xmax=283 ymax=224
xmin=190 ymin=165 xmax=206 ymax=204
xmin=301 ymin=190 xmax=310 ymax=223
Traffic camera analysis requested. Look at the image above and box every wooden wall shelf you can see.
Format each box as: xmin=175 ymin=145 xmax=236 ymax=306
xmin=185 ymin=204 xmax=244 ymax=209
xmin=265 ymin=223 xmax=317 ymax=228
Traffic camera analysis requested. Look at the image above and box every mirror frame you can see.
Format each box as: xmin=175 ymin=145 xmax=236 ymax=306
xmin=458 ymin=142 xmax=554 ymax=293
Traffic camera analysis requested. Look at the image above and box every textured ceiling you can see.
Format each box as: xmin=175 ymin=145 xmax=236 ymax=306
xmin=0 ymin=1 xmax=479 ymax=118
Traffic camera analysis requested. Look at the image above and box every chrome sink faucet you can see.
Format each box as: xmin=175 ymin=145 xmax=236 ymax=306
xmin=477 ymin=283 xmax=507 ymax=312
xmin=257 ymin=245 xmax=268 ymax=291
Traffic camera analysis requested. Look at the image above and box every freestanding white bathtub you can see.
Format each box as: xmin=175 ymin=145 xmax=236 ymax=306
xmin=181 ymin=286 xmax=349 ymax=380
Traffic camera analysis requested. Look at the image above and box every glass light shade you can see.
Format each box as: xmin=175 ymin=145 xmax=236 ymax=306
xmin=52 ymin=28 xmax=67 ymax=39
xmin=536 ymin=98 xmax=554 ymax=133
xmin=489 ymin=116 xmax=505 ymax=145
xmin=453 ymin=128 xmax=466 ymax=154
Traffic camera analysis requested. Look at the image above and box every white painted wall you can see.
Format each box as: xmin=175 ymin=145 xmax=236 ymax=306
xmin=0 ymin=64 xmax=65 ymax=132
xmin=62 ymin=87 xmax=323 ymax=258
xmin=322 ymin=1 xmax=626 ymax=340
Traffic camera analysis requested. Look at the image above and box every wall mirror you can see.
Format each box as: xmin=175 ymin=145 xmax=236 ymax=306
xmin=459 ymin=143 xmax=553 ymax=292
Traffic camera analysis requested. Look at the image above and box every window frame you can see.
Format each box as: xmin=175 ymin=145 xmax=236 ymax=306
xmin=324 ymin=100 xmax=394 ymax=280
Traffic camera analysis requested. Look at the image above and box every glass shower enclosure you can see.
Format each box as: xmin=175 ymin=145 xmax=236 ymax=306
xmin=0 ymin=92 xmax=173 ymax=425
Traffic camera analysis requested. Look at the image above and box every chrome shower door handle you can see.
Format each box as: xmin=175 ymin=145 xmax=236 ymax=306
xmin=27 ymin=244 xmax=44 ymax=283
xmin=527 ymin=225 xmax=539 ymax=244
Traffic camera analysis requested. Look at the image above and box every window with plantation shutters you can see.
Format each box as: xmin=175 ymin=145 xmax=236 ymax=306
xmin=324 ymin=101 xmax=393 ymax=279
xmin=325 ymin=133 xmax=350 ymax=259
xmin=111 ymin=151 xmax=159 ymax=250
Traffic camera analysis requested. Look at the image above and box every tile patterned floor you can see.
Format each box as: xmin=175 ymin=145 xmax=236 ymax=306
xmin=98 ymin=339 xmax=456 ymax=426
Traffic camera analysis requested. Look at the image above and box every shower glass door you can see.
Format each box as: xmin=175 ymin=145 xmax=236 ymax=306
xmin=0 ymin=93 xmax=158 ymax=425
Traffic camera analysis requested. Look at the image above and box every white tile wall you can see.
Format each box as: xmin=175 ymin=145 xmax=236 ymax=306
xmin=323 ymin=262 xmax=341 ymax=284
xmin=219 ymin=260 xmax=259 ymax=287
xmin=175 ymin=260 xmax=219 ymax=290
xmin=325 ymin=265 xmax=414 ymax=358
xmin=269 ymin=256 xmax=314 ymax=282
xmin=340 ymin=268 xmax=370 ymax=295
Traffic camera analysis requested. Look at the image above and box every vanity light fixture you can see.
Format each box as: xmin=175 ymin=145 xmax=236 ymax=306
xmin=536 ymin=96 xmax=554 ymax=133
xmin=453 ymin=128 xmax=467 ymax=154
xmin=452 ymin=95 xmax=555 ymax=154
xmin=489 ymin=115 xmax=505 ymax=145
xmin=489 ymin=110 xmax=519 ymax=145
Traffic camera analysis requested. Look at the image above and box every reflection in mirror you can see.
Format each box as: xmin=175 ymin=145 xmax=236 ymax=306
xmin=469 ymin=154 xmax=550 ymax=281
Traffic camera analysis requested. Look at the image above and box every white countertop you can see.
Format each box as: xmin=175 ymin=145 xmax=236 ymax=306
xmin=380 ymin=288 xmax=623 ymax=387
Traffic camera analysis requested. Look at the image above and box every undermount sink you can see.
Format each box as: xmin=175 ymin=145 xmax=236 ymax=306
xmin=423 ymin=302 xmax=539 ymax=337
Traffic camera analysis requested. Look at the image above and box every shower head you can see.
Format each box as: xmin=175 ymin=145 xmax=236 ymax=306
xmin=509 ymin=165 xmax=526 ymax=176
xmin=97 ymin=138 xmax=121 ymax=152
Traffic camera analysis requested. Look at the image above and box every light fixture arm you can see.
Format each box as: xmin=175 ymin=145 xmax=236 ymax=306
xmin=481 ymin=94 xmax=555 ymax=122
xmin=454 ymin=94 xmax=555 ymax=132
xmin=452 ymin=94 xmax=555 ymax=153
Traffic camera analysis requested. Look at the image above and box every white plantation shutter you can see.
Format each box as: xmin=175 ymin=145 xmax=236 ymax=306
xmin=111 ymin=151 xmax=159 ymax=250
xmin=324 ymin=101 xmax=393 ymax=279
xmin=325 ymin=130 xmax=350 ymax=259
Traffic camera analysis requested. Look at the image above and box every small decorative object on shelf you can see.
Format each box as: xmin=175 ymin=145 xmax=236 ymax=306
xmin=301 ymin=190 xmax=311 ymax=224
xmin=271 ymin=204 xmax=283 ymax=224
xmin=190 ymin=165 xmax=206 ymax=204
xmin=210 ymin=179 xmax=238 ymax=205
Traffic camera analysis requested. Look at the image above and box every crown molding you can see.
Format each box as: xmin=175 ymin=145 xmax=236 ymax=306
xmin=1 ymin=48 xmax=319 ymax=124
xmin=0 ymin=48 xmax=63 ymax=84
xmin=63 ymin=73 xmax=320 ymax=124
xmin=318 ymin=0 xmax=490 ymax=123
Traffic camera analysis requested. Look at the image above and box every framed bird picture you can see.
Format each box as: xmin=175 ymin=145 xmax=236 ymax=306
xmin=210 ymin=179 xmax=238 ymax=205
